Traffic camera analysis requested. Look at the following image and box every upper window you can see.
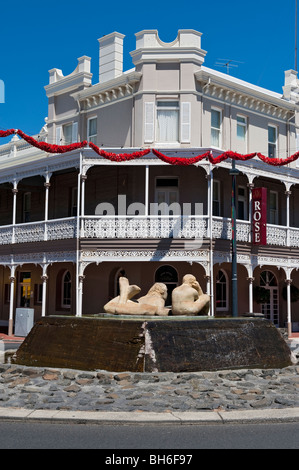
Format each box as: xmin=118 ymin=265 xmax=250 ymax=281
xmin=269 ymin=190 xmax=278 ymax=225
xmin=63 ymin=123 xmax=73 ymax=145
xmin=70 ymin=187 xmax=78 ymax=217
xmin=213 ymin=180 xmax=221 ymax=216
xmin=237 ymin=186 xmax=248 ymax=220
xmin=23 ymin=192 xmax=31 ymax=223
xmin=156 ymin=101 xmax=179 ymax=143
xmin=211 ymin=109 xmax=222 ymax=148
xmin=237 ymin=115 xmax=247 ymax=141
xmin=155 ymin=177 xmax=179 ymax=214
xmin=87 ymin=117 xmax=97 ymax=144
xmin=268 ymin=125 xmax=277 ymax=158
xmin=56 ymin=122 xmax=78 ymax=145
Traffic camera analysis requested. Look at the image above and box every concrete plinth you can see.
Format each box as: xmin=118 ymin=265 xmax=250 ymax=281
xmin=14 ymin=315 xmax=292 ymax=372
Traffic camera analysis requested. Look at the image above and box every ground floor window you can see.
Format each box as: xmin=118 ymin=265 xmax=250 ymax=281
xmin=215 ymin=269 xmax=228 ymax=311
xmin=260 ymin=270 xmax=279 ymax=326
xmin=155 ymin=265 xmax=178 ymax=307
xmin=18 ymin=271 xmax=31 ymax=308
xmin=62 ymin=271 xmax=72 ymax=308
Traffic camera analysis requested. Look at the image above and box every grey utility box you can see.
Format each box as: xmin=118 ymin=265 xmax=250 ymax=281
xmin=14 ymin=308 xmax=34 ymax=337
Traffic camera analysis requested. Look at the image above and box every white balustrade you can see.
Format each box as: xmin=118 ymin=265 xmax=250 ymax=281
xmin=1 ymin=215 xmax=299 ymax=247
xmin=289 ymin=227 xmax=299 ymax=247
xmin=0 ymin=217 xmax=77 ymax=244
xmin=46 ymin=218 xmax=77 ymax=240
xmin=14 ymin=223 xmax=45 ymax=243
xmin=0 ymin=226 xmax=13 ymax=245
xmin=266 ymin=224 xmax=287 ymax=246
xmin=82 ymin=216 xmax=208 ymax=239
xmin=212 ymin=217 xmax=251 ymax=242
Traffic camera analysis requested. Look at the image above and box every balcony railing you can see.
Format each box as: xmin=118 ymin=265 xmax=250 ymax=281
xmin=0 ymin=215 xmax=298 ymax=247
xmin=0 ymin=217 xmax=77 ymax=245
xmin=82 ymin=215 xmax=208 ymax=240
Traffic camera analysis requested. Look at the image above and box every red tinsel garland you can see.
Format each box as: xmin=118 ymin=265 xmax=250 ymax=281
xmin=89 ymin=142 xmax=151 ymax=161
xmin=152 ymin=149 xmax=211 ymax=165
xmin=0 ymin=129 xmax=15 ymax=137
xmin=17 ymin=130 xmax=87 ymax=154
xmin=256 ymin=152 xmax=299 ymax=166
xmin=1 ymin=128 xmax=299 ymax=167
xmin=209 ymin=151 xmax=257 ymax=165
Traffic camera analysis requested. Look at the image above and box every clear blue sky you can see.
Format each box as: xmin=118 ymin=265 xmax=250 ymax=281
xmin=0 ymin=0 xmax=296 ymax=143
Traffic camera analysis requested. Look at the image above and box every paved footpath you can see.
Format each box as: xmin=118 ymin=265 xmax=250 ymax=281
xmin=1 ymin=362 xmax=299 ymax=424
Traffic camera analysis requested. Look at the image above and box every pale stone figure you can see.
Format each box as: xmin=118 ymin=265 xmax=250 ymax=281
xmin=171 ymin=274 xmax=210 ymax=316
xmin=104 ymin=277 xmax=170 ymax=316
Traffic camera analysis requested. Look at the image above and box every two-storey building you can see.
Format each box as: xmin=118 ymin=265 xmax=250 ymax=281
xmin=1 ymin=29 xmax=299 ymax=336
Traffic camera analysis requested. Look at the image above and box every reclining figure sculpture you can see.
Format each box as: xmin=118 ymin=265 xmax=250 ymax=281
xmin=104 ymin=276 xmax=170 ymax=316
xmin=104 ymin=274 xmax=210 ymax=316
xmin=171 ymin=274 xmax=210 ymax=316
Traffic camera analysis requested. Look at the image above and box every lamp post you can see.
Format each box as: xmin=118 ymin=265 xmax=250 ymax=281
xmin=230 ymin=159 xmax=239 ymax=317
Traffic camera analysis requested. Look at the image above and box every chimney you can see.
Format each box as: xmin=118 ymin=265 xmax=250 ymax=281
xmin=283 ymin=69 xmax=299 ymax=101
xmin=98 ymin=32 xmax=125 ymax=83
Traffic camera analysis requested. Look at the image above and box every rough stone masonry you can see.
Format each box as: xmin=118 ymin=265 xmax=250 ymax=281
xmin=0 ymin=362 xmax=299 ymax=413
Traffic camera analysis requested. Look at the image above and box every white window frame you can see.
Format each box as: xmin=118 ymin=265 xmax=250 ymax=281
xmin=62 ymin=123 xmax=73 ymax=145
xmin=56 ymin=122 xmax=78 ymax=145
xmin=211 ymin=107 xmax=222 ymax=148
xmin=268 ymin=125 xmax=278 ymax=159
xmin=156 ymin=100 xmax=180 ymax=144
xmin=215 ymin=269 xmax=229 ymax=311
xmin=237 ymin=114 xmax=247 ymax=147
xmin=87 ymin=116 xmax=97 ymax=144
xmin=269 ymin=190 xmax=278 ymax=225
xmin=144 ymin=102 xmax=155 ymax=143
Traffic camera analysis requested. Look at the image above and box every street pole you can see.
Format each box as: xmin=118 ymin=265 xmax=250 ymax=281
xmin=230 ymin=159 xmax=239 ymax=317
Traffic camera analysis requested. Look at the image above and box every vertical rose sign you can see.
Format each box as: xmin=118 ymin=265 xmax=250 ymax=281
xmin=252 ymin=187 xmax=267 ymax=245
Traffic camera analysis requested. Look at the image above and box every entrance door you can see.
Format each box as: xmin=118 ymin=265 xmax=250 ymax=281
xmin=18 ymin=272 xmax=32 ymax=308
xmin=260 ymin=270 xmax=279 ymax=326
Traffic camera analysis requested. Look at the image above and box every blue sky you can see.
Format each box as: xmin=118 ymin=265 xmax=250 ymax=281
xmin=0 ymin=0 xmax=296 ymax=143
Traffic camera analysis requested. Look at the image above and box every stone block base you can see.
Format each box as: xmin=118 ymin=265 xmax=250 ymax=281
xmin=14 ymin=315 xmax=292 ymax=372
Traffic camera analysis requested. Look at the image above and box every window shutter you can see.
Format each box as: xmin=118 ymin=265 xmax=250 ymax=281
xmin=181 ymin=102 xmax=191 ymax=143
xmin=144 ymin=102 xmax=155 ymax=143
xmin=56 ymin=126 xmax=62 ymax=145
xmin=72 ymin=122 xmax=78 ymax=143
xmin=296 ymin=133 xmax=299 ymax=151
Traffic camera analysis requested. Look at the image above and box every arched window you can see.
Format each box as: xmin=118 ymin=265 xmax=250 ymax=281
xmin=62 ymin=270 xmax=72 ymax=308
xmin=260 ymin=270 xmax=277 ymax=287
xmin=215 ymin=269 xmax=228 ymax=311
xmin=155 ymin=265 xmax=178 ymax=306
xmin=259 ymin=270 xmax=279 ymax=326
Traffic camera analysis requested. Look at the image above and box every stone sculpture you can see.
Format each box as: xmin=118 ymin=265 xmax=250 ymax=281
xmin=104 ymin=276 xmax=170 ymax=316
xmin=171 ymin=274 xmax=210 ymax=316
